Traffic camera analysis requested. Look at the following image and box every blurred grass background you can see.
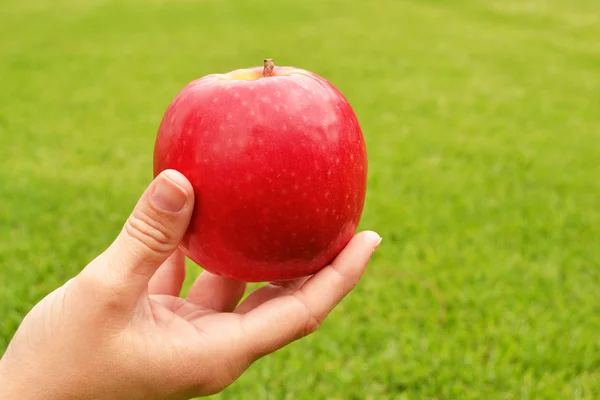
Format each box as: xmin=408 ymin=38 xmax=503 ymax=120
xmin=1 ymin=0 xmax=599 ymax=398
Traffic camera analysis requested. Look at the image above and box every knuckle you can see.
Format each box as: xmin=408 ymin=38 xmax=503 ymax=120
xmin=292 ymin=291 xmax=324 ymax=337
xmin=328 ymin=265 xmax=358 ymax=299
xmin=304 ymin=314 xmax=322 ymax=336
xmin=124 ymin=208 xmax=173 ymax=255
xmin=331 ymin=265 xmax=356 ymax=291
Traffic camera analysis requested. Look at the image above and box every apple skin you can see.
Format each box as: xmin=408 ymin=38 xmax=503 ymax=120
xmin=153 ymin=62 xmax=367 ymax=282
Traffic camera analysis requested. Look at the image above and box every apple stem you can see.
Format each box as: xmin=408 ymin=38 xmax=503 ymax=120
xmin=262 ymin=58 xmax=275 ymax=77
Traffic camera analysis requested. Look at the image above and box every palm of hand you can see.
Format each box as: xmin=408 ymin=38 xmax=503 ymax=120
xmin=126 ymin=247 xmax=349 ymax=397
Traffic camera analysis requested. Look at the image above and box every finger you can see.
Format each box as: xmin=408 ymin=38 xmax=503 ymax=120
xmin=148 ymin=248 xmax=187 ymax=296
xmin=186 ymin=271 xmax=247 ymax=312
xmin=237 ymin=231 xmax=381 ymax=359
xmin=81 ymin=169 xmax=194 ymax=305
xmin=234 ymin=277 xmax=309 ymax=314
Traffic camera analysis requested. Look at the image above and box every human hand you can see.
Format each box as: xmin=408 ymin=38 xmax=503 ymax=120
xmin=0 ymin=170 xmax=381 ymax=400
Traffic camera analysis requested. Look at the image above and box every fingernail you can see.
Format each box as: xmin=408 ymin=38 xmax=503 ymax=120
xmin=151 ymin=171 xmax=189 ymax=212
xmin=373 ymin=236 xmax=383 ymax=251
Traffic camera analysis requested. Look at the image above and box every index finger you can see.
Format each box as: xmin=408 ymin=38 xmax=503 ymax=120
xmin=237 ymin=230 xmax=382 ymax=360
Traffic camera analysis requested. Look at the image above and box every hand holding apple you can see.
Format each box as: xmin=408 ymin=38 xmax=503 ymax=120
xmin=0 ymin=169 xmax=380 ymax=400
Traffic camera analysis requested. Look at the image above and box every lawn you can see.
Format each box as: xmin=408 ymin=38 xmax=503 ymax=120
xmin=1 ymin=0 xmax=599 ymax=398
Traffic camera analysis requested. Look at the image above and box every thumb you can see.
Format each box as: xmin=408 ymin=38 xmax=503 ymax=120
xmin=84 ymin=169 xmax=195 ymax=303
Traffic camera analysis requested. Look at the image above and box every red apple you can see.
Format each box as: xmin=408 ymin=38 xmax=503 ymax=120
xmin=153 ymin=59 xmax=367 ymax=282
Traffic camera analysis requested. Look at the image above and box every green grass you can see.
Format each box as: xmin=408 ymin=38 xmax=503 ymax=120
xmin=1 ymin=0 xmax=600 ymax=398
